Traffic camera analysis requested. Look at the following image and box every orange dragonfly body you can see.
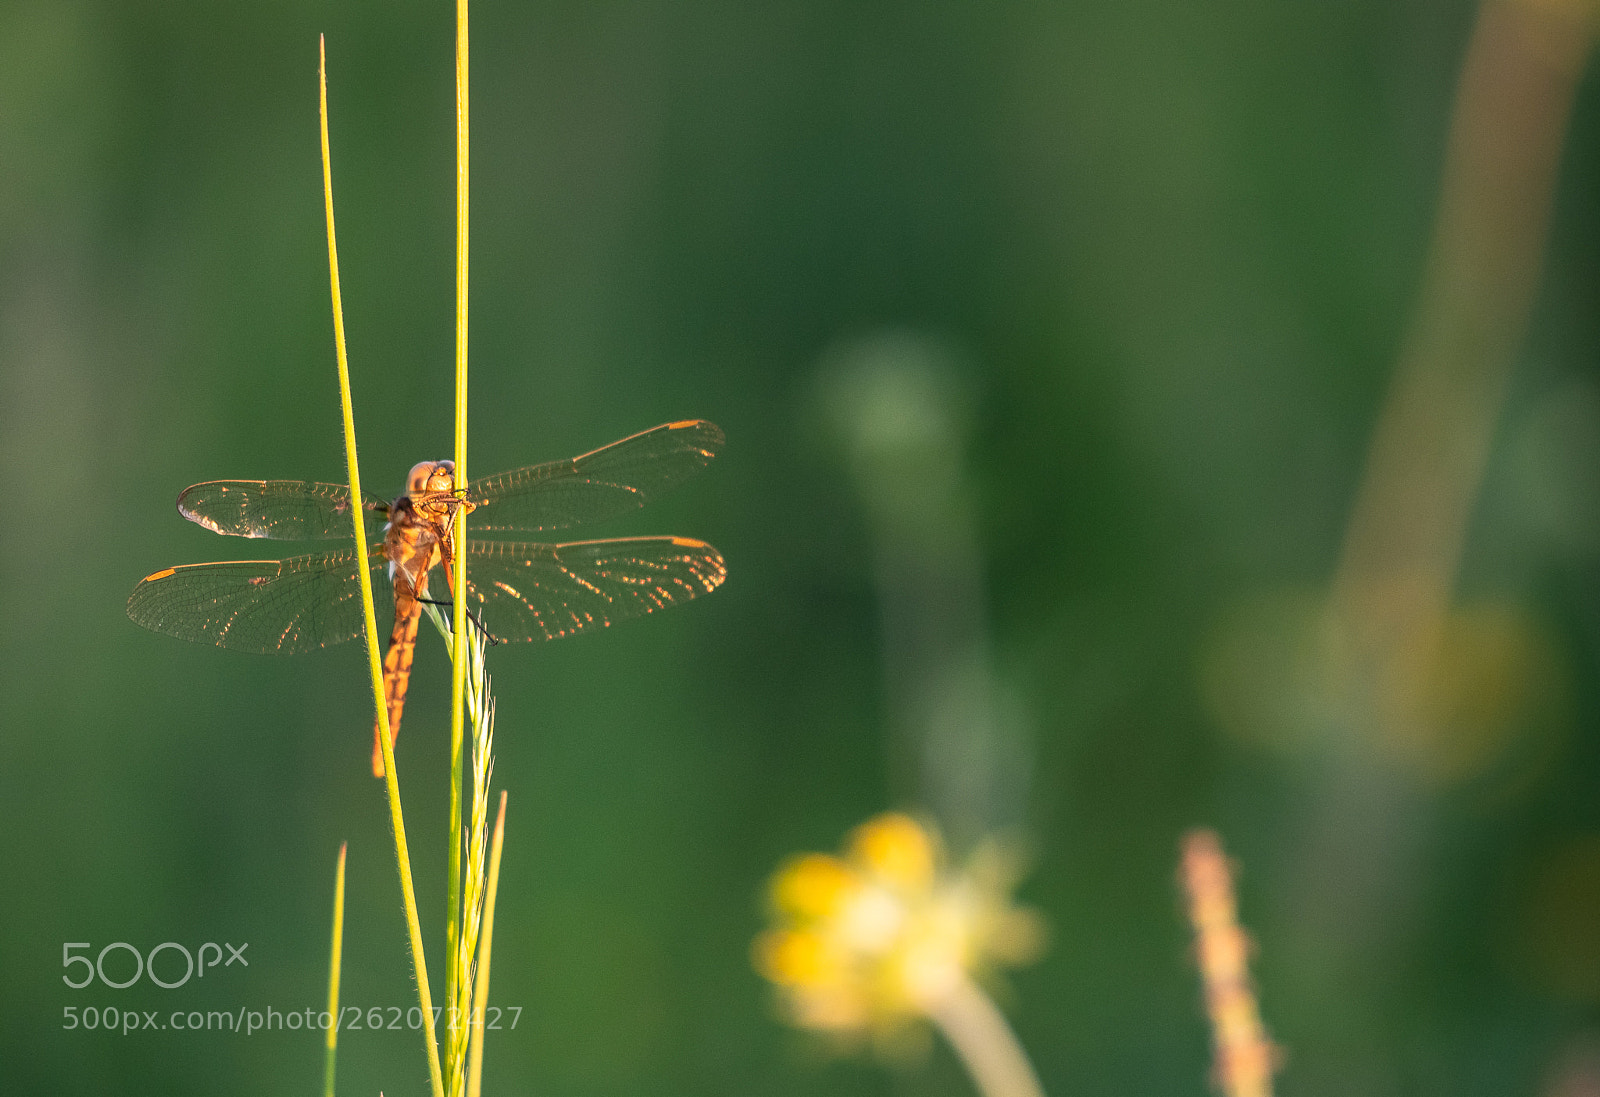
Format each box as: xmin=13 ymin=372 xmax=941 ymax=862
xmin=129 ymin=420 xmax=726 ymax=774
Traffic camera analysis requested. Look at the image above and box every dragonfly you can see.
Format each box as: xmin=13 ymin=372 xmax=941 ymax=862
xmin=128 ymin=419 xmax=726 ymax=776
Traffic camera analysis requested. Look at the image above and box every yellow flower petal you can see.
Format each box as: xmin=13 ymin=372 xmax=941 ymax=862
xmin=771 ymin=853 xmax=857 ymax=920
xmin=754 ymin=928 xmax=845 ymax=988
xmin=790 ymin=984 xmax=871 ymax=1032
xmin=849 ymin=813 xmax=935 ymax=892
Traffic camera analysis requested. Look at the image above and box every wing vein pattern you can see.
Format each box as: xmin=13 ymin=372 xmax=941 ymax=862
xmin=467 ymin=420 xmax=723 ymax=532
xmin=177 ymin=480 xmax=390 ymax=540
xmin=464 ymin=537 xmax=726 ymax=642
xmin=126 ymin=550 xmax=382 ymax=654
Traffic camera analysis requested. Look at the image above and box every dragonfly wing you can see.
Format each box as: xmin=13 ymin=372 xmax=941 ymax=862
xmin=127 ymin=548 xmax=385 ymax=653
xmin=467 ymin=420 xmax=723 ymax=533
xmin=464 ymin=537 xmax=726 ymax=642
xmin=177 ymin=480 xmax=390 ymax=539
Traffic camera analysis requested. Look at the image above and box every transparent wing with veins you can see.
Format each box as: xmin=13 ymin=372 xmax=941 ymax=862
xmin=465 ymin=419 xmax=723 ymax=533
xmin=126 ymin=537 xmax=726 ymax=652
xmin=172 ymin=420 xmax=723 ymax=541
xmin=461 ymin=536 xmax=726 ymax=642
xmin=176 ymin=480 xmax=391 ymax=540
xmin=126 ymin=549 xmax=385 ymax=654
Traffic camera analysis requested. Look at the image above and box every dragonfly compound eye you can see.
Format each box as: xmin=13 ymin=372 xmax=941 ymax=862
xmin=407 ymin=460 xmax=445 ymax=495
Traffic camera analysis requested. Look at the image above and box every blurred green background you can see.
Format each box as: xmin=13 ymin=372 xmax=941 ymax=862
xmin=2 ymin=0 xmax=1598 ymax=1094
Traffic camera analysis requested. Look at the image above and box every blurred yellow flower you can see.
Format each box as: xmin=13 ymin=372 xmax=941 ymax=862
xmin=754 ymin=812 xmax=1047 ymax=1042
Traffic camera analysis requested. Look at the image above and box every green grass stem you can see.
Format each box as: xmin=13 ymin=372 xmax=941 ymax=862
xmin=466 ymin=792 xmax=508 ymax=1097
xmin=420 ymin=601 xmax=496 ymax=1094
xmin=323 ymin=841 xmax=347 ymax=1097
xmin=445 ymin=0 xmax=472 ymax=1090
xmin=319 ymin=37 xmax=446 ymax=1097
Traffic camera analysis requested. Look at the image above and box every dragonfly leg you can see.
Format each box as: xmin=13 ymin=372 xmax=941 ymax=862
xmin=416 ymin=596 xmax=500 ymax=646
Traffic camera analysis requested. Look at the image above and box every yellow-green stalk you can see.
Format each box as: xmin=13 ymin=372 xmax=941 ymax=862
xmin=323 ymin=841 xmax=347 ymax=1097
xmin=925 ymin=977 xmax=1047 ymax=1097
xmin=319 ymin=37 xmax=445 ymax=1097
xmin=421 ymin=600 xmax=496 ymax=1095
xmin=467 ymin=792 xmax=508 ymax=1097
xmin=445 ymin=0 xmax=472 ymax=1088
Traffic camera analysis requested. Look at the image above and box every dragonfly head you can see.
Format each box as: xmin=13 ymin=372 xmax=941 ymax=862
xmin=407 ymin=460 xmax=456 ymax=497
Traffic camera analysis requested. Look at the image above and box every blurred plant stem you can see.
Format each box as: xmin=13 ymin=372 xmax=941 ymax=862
xmin=819 ymin=332 xmax=1031 ymax=851
xmin=1330 ymin=0 xmax=1595 ymax=736
xmin=1284 ymin=0 xmax=1597 ymax=1041
xmin=923 ymin=976 xmax=1047 ymax=1097
xmin=324 ymin=842 xmax=347 ymax=1097
xmin=319 ymin=36 xmax=446 ymax=1097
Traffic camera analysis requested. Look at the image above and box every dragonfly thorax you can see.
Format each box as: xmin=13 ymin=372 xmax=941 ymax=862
xmin=383 ymin=496 xmax=444 ymax=587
